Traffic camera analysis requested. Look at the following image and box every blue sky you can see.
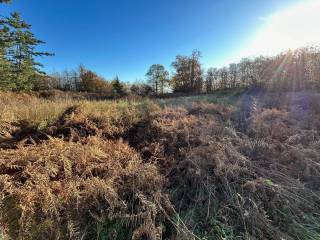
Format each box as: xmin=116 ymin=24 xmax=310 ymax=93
xmin=0 ymin=0 xmax=304 ymax=82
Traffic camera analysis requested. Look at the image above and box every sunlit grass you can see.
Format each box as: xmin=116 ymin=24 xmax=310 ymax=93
xmin=157 ymin=88 xmax=247 ymax=107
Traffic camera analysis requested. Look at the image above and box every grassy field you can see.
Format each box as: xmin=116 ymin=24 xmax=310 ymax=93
xmin=0 ymin=89 xmax=320 ymax=240
xmin=158 ymin=88 xmax=247 ymax=107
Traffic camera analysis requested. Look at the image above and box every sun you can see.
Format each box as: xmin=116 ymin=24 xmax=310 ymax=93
xmin=242 ymin=0 xmax=320 ymax=58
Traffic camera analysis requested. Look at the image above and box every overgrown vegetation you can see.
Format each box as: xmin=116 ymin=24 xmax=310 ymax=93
xmin=1 ymin=1 xmax=320 ymax=239
xmin=0 ymin=89 xmax=320 ymax=239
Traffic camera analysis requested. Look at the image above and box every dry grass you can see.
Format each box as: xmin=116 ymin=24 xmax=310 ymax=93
xmin=0 ymin=91 xmax=150 ymax=148
xmin=0 ymin=137 xmax=166 ymax=240
xmin=0 ymin=92 xmax=72 ymax=125
xmin=0 ymin=92 xmax=73 ymax=143
xmin=0 ymin=90 xmax=320 ymax=239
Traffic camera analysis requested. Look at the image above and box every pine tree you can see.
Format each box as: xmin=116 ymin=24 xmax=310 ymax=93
xmin=112 ymin=76 xmax=124 ymax=96
xmin=0 ymin=12 xmax=14 ymax=89
xmin=0 ymin=12 xmax=53 ymax=90
xmin=0 ymin=53 xmax=14 ymax=90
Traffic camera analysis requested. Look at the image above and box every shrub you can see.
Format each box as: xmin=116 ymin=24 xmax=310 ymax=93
xmin=130 ymin=83 xmax=154 ymax=97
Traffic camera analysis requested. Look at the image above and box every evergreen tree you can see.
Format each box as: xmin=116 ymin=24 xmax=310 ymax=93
xmin=0 ymin=12 xmax=53 ymax=90
xmin=0 ymin=10 xmax=14 ymax=89
xmin=112 ymin=76 xmax=124 ymax=96
xmin=0 ymin=53 xmax=14 ymax=90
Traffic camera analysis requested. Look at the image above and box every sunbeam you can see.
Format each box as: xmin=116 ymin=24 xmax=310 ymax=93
xmin=242 ymin=0 xmax=320 ymax=58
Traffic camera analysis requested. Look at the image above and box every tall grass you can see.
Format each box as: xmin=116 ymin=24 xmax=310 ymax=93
xmin=0 ymin=92 xmax=73 ymax=126
xmin=0 ymin=90 xmax=320 ymax=239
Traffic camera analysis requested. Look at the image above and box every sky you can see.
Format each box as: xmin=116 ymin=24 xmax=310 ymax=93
xmin=1 ymin=0 xmax=319 ymax=82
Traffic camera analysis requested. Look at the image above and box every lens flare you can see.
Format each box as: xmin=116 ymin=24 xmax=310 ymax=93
xmin=243 ymin=0 xmax=320 ymax=58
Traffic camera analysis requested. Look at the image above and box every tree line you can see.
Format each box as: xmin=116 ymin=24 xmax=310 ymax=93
xmin=47 ymin=65 xmax=125 ymax=97
xmin=146 ymin=46 xmax=320 ymax=95
xmin=203 ymin=46 xmax=320 ymax=92
xmin=1 ymin=0 xmax=320 ymax=95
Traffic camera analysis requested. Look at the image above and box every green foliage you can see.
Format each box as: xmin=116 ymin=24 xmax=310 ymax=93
xmin=146 ymin=64 xmax=169 ymax=95
xmin=157 ymin=88 xmax=247 ymax=107
xmin=112 ymin=76 xmax=125 ymax=96
xmin=88 ymin=220 xmax=132 ymax=240
xmin=0 ymin=12 xmax=53 ymax=90
xmin=0 ymin=53 xmax=14 ymax=90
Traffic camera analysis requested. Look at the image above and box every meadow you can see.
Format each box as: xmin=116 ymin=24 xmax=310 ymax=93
xmin=0 ymin=89 xmax=320 ymax=240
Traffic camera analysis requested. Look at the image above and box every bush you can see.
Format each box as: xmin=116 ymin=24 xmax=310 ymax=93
xmin=130 ymin=83 xmax=154 ymax=97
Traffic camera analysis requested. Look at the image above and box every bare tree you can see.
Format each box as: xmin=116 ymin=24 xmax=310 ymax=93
xmin=205 ymin=68 xmax=218 ymax=93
